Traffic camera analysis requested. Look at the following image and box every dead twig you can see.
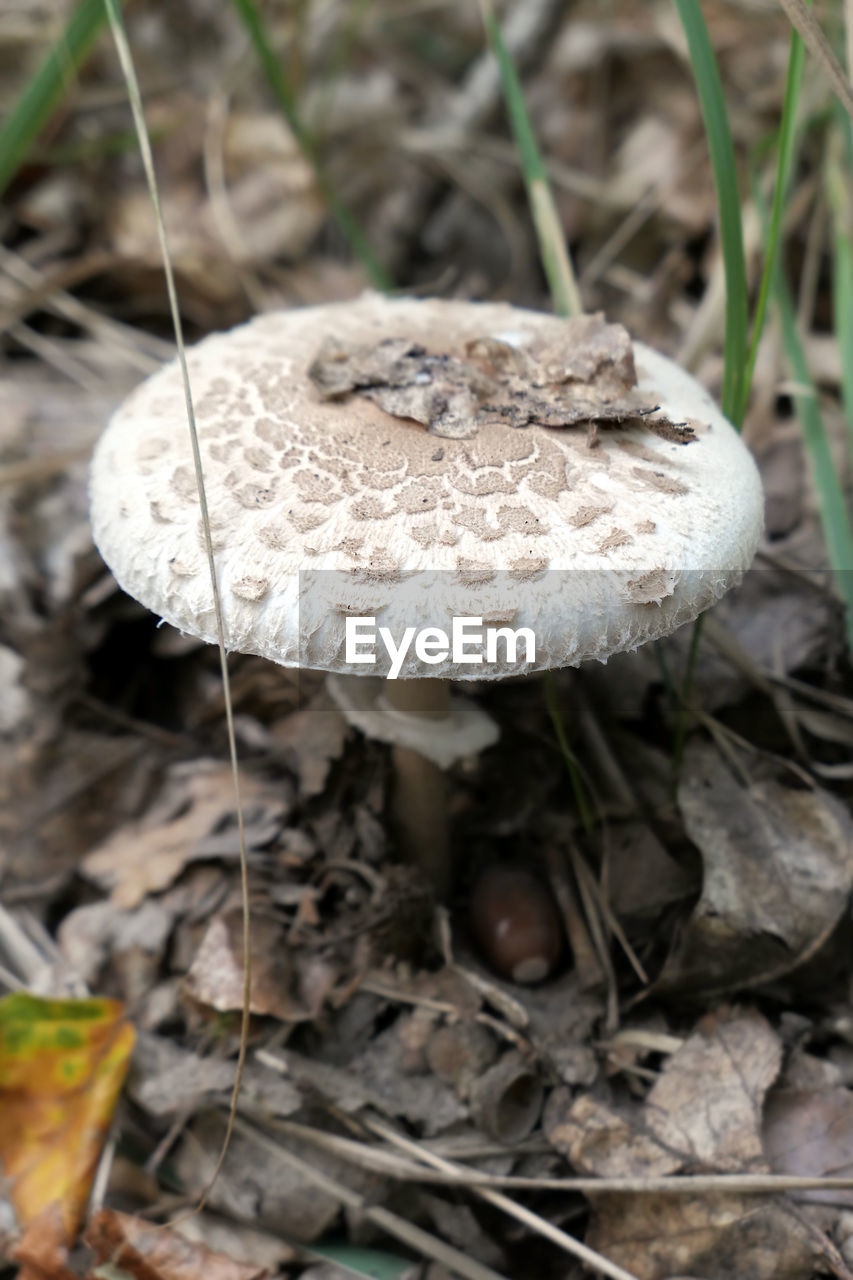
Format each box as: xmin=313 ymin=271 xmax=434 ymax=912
xmin=231 ymin=1115 xmax=512 ymax=1280
xmin=232 ymin=1107 xmax=853 ymax=1200
xmin=777 ymin=0 xmax=853 ymax=122
xmin=362 ymin=1113 xmax=643 ymax=1280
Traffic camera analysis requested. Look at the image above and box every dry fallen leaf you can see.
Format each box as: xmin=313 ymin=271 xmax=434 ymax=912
xmin=763 ymin=1086 xmax=853 ymax=1205
xmin=0 ymin=992 xmax=134 ymax=1245
xmin=588 ymin=1193 xmax=818 ymax=1280
xmin=548 ymin=1008 xmax=781 ymax=1179
xmin=645 ymin=1007 xmax=782 ymax=1169
xmin=127 ymin=1030 xmax=302 ymax=1119
xmin=0 ymin=645 xmax=31 ymax=736
xmin=308 ymin=314 xmax=696 ymax=444
xmin=85 ymin=1207 xmax=268 ymax=1280
xmin=269 ymin=696 xmax=350 ymax=798
xmin=658 ymin=741 xmax=853 ymax=994
xmin=570 ymin=1009 xmax=820 ymax=1280
xmin=82 ymin=760 xmax=289 ymax=909
xmin=57 ymin=898 xmax=173 ymax=996
xmin=172 ymin=1112 xmax=378 ymax=1242
xmin=184 ymin=906 xmax=304 ymax=1020
xmin=183 ymin=905 xmax=341 ymax=1024
xmin=606 ymin=819 xmax=698 ymax=923
xmin=107 ymin=99 xmax=322 ymax=309
xmin=545 ymin=1091 xmax=679 ymax=1178
xmin=9 ymin=1204 xmax=77 ymax=1280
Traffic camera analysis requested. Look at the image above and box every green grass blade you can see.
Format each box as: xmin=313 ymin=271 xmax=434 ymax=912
xmin=738 ymin=22 xmax=807 ymax=425
xmin=828 ymin=103 xmax=853 ymax=467
xmin=832 ymin=223 xmax=853 ymax=467
xmin=774 ymin=266 xmax=853 ymax=644
xmin=0 ymin=0 xmax=120 ymax=202
xmin=543 ymin=673 xmax=594 ymax=835
xmin=308 ymin=1242 xmax=413 ymax=1280
xmin=674 ymin=0 xmax=749 ymax=423
xmin=228 ymin=0 xmax=392 ymax=291
xmin=479 ymin=0 xmax=582 ymax=317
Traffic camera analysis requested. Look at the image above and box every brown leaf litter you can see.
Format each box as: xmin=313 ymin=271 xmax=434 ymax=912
xmin=172 ymin=1110 xmax=387 ymax=1244
xmin=546 ymin=1008 xmax=821 ymax=1280
xmin=3 ymin=3 xmax=852 ymax=1278
xmin=184 ymin=904 xmax=344 ymax=1022
xmin=85 ymin=1207 xmax=268 ymax=1280
xmin=128 ymin=1030 xmax=301 ymax=1120
xmin=81 ymin=760 xmax=291 ymax=910
xmin=308 ymin=313 xmax=698 ymax=445
xmin=267 ymin=691 xmax=350 ymax=798
xmin=764 ymin=1082 xmax=853 ymax=1207
xmin=658 ymin=741 xmax=853 ymax=995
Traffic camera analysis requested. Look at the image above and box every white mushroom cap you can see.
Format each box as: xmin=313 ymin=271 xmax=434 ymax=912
xmin=89 ymin=294 xmax=764 ymax=680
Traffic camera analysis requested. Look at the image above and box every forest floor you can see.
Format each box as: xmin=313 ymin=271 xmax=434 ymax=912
xmin=1 ymin=3 xmax=853 ymax=1279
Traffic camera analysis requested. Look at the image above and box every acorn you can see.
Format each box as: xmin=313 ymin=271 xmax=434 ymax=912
xmin=470 ymin=864 xmax=563 ymax=984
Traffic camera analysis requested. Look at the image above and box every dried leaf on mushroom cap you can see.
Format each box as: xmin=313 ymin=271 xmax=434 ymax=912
xmin=307 ymin=312 xmax=698 ymax=445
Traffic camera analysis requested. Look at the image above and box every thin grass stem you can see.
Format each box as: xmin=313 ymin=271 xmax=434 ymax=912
xmin=674 ymin=0 xmax=749 ymax=423
xmin=828 ymin=105 xmax=853 ymax=468
xmin=102 ymin=0 xmax=251 ymax=1212
xmin=478 ymin=0 xmax=582 ymax=317
xmin=543 ymin=672 xmax=595 ymax=835
xmin=738 ymin=21 xmax=807 ymax=425
xmin=773 ymin=262 xmax=853 ymax=644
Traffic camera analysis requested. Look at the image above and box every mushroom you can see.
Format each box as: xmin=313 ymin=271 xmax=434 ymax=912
xmin=89 ymin=294 xmax=764 ymax=898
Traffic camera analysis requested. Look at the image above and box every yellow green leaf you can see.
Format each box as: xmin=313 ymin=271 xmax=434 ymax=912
xmin=0 ymin=992 xmax=135 ymax=1243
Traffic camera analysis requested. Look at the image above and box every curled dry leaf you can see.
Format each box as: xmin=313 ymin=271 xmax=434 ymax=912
xmin=169 ymin=1213 xmax=295 ymax=1273
xmin=9 ymin=1204 xmax=76 ymax=1280
xmin=85 ymin=1207 xmax=268 ymax=1280
xmin=658 ymin=742 xmax=853 ymax=995
xmin=308 ymin=313 xmax=697 ymax=444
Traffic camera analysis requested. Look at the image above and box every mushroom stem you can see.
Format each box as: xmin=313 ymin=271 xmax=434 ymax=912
xmin=382 ymin=678 xmax=452 ymax=898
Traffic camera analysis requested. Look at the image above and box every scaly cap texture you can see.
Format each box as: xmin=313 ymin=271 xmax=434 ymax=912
xmin=89 ymin=294 xmax=764 ymax=678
